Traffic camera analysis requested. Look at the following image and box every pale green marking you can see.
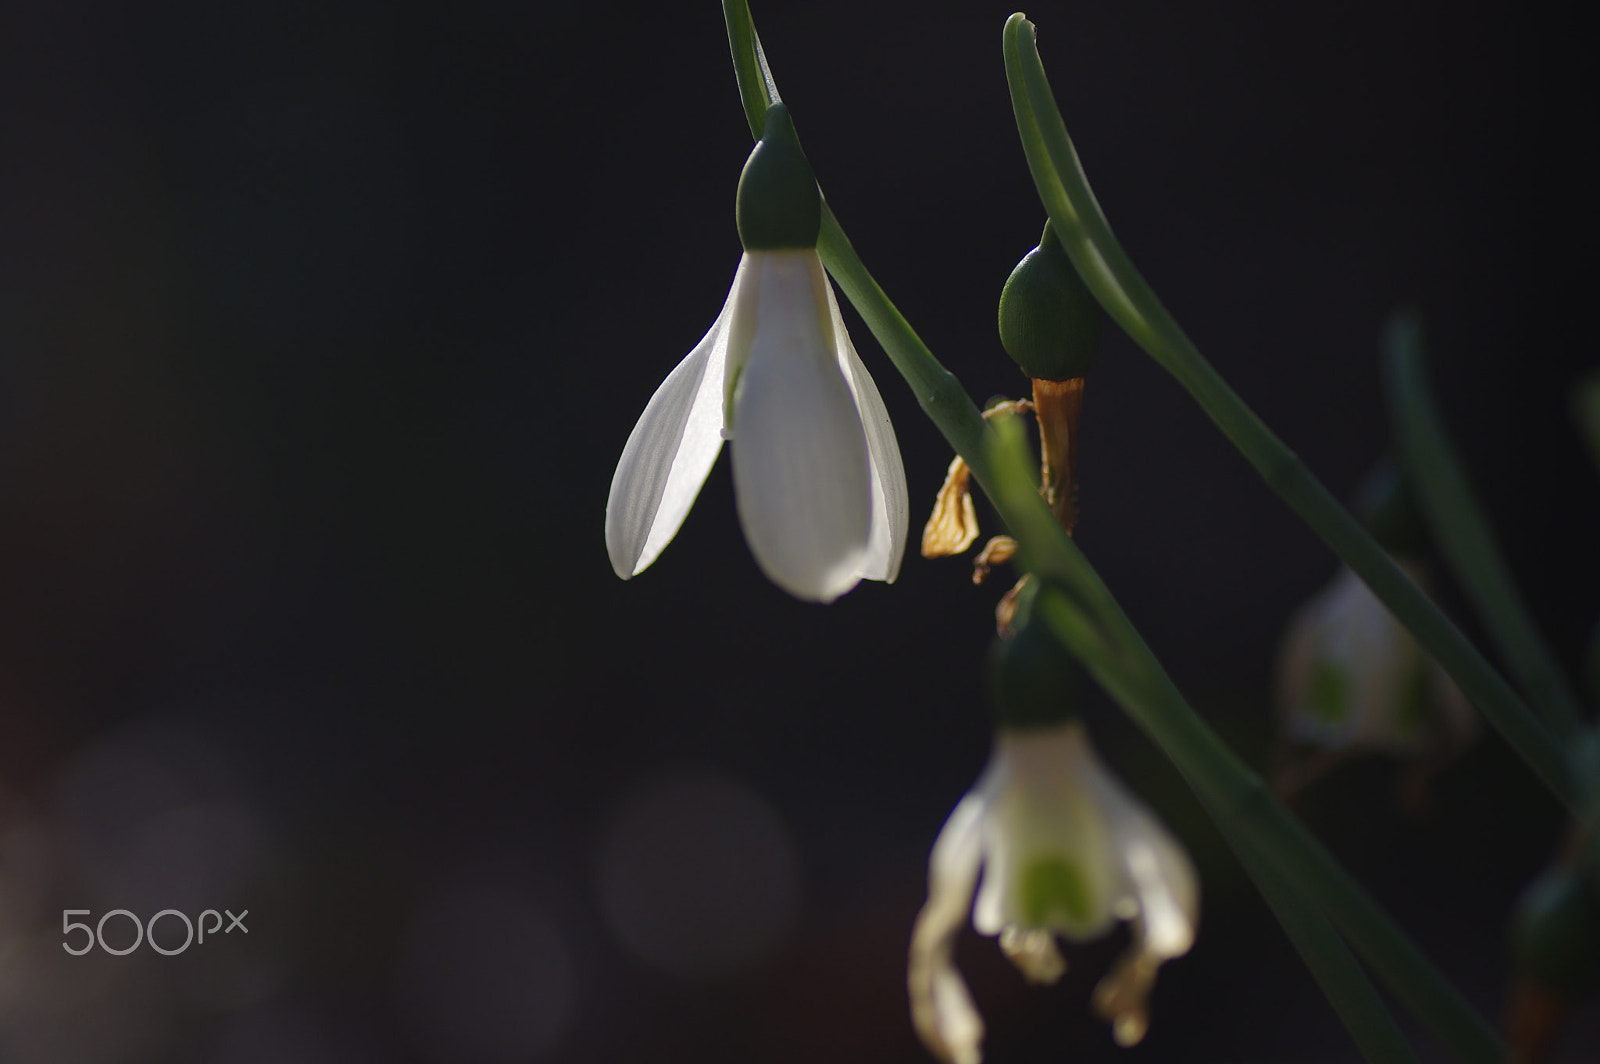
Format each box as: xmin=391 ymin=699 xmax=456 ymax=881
xmin=1309 ymin=661 xmax=1349 ymax=724
xmin=1020 ymin=856 xmax=1093 ymax=927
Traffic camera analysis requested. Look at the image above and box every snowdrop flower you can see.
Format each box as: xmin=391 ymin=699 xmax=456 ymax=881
xmin=1277 ymin=560 xmax=1475 ymax=754
xmin=605 ymin=104 xmax=907 ymax=602
xmin=910 ymin=720 xmax=1199 ymax=1063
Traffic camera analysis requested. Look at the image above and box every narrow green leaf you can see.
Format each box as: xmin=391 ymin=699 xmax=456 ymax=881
xmin=1384 ymin=311 xmax=1584 ymax=738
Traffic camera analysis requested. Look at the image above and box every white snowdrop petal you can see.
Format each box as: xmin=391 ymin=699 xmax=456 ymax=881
xmin=975 ymin=724 xmax=1119 ymax=940
xmin=731 ymin=251 xmax=871 ymax=602
xmin=1334 ymin=569 xmax=1410 ymax=741
xmin=929 ymin=792 xmax=988 ymax=895
xmin=1280 ymin=565 xmax=1425 ymax=749
xmin=926 ymin=966 xmax=984 ymax=1064
xmin=1083 ymin=753 xmax=1198 ymax=960
xmin=1123 ymin=837 xmax=1196 ymax=959
xmin=604 ymin=262 xmax=745 ymax=578
xmin=1279 ymin=568 xmax=1383 ymax=746
xmin=827 ymin=282 xmax=909 ymax=583
xmin=910 ymin=793 xmax=987 ymax=1064
xmin=970 ymin=852 xmax=1007 ymax=936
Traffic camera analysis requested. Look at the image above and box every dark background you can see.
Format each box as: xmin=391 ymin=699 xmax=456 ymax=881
xmin=1 ymin=0 xmax=1595 ymax=1061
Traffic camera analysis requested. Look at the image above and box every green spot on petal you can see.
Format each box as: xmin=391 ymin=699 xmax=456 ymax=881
xmin=1020 ymin=857 xmax=1093 ymax=927
xmin=1308 ymin=661 xmax=1349 ymax=724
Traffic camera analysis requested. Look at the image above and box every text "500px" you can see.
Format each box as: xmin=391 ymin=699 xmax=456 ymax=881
xmin=62 ymin=908 xmax=249 ymax=956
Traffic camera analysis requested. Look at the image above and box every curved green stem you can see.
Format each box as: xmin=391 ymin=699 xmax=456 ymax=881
xmin=1383 ymin=312 xmax=1585 ymax=739
xmin=723 ymin=0 xmax=775 ymax=137
xmin=1001 ymin=13 xmax=1570 ymax=808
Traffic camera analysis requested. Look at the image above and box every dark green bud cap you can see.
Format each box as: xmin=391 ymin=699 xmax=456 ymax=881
xmin=988 ymin=588 xmax=1080 ymax=729
xmin=736 ymin=104 xmax=820 ymax=251
xmin=1511 ymin=867 xmax=1600 ymax=991
xmin=1354 ymin=458 xmax=1430 ymax=557
xmin=998 ymin=222 xmax=1102 ymax=381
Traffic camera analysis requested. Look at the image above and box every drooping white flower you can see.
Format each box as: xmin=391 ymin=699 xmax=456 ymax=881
xmin=605 ymin=102 xmax=908 ymax=603
xmin=1277 ymin=561 xmax=1475 ymax=754
xmin=604 ymin=248 xmax=907 ymax=602
xmin=909 ymin=721 xmax=1198 ymax=1063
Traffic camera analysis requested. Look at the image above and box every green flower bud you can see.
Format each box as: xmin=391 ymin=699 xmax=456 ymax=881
xmin=998 ymin=222 xmax=1102 ymax=381
xmin=1353 ymin=458 xmax=1430 ymax=557
xmin=1511 ymin=867 xmax=1600 ymax=992
xmin=988 ymin=589 xmax=1080 ymax=728
xmin=736 ymin=104 xmax=821 ymax=251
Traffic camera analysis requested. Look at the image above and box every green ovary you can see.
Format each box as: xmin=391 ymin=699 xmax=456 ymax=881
xmin=1019 ymin=856 xmax=1094 ymax=928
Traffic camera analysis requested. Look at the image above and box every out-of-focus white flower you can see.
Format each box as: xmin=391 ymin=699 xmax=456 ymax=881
xmin=604 ymin=248 xmax=907 ymax=602
xmin=1277 ymin=561 xmax=1476 ymax=754
xmin=909 ymin=721 xmax=1198 ymax=1063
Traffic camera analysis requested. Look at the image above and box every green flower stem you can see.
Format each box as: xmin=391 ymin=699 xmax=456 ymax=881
xmin=724 ymin=0 xmax=775 ymax=140
xmin=720 ymin=4 xmax=1497 ymax=1060
xmin=722 ymin=2 xmax=993 ymax=475
xmin=1383 ymin=313 xmax=1585 ymax=739
xmin=1001 ymin=14 xmax=1572 ymax=808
